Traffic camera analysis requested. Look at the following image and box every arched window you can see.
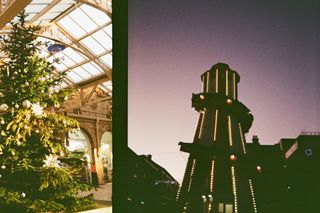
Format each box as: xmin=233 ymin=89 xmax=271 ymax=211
xmin=101 ymin=131 xmax=112 ymax=182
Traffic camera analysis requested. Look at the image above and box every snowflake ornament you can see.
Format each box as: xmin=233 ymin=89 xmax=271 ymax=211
xmin=43 ymin=154 xmax=60 ymax=168
xmin=31 ymin=103 xmax=43 ymax=116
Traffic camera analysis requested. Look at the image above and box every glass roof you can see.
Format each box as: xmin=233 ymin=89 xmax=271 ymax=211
xmin=1 ymin=0 xmax=112 ymax=91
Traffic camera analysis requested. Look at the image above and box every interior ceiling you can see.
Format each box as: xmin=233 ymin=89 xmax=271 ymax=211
xmin=0 ymin=0 xmax=112 ymax=101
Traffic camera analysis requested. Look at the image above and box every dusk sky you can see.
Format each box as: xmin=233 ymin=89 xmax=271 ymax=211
xmin=128 ymin=0 xmax=320 ymax=182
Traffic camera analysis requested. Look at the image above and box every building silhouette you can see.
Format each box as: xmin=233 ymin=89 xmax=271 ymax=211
xmin=176 ymin=63 xmax=259 ymax=213
xmin=127 ymin=148 xmax=179 ymax=213
xmin=247 ymin=132 xmax=320 ymax=213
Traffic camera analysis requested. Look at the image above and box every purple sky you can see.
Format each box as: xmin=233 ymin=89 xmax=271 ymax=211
xmin=128 ymin=0 xmax=320 ymax=182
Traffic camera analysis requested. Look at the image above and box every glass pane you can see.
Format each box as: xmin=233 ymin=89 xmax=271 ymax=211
xmin=67 ymin=71 xmax=84 ymax=83
xmin=104 ymin=24 xmax=112 ymax=37
xmin=69 ymin=8 xmax=97 ymax=32
xmin=53 ymin=61 xmax=68 ymax=71
xmin=80 ymin=4 xmax=111 ymax=25
xmin=60 ymin=53 xmax=77 ymax=67
xmin=72 ymin=67 xmax=92 ymax=79
xmin=81 ymin=62 xmax=103 ymax=75
xmin=47 ymin=4 xmax=73 ymax=13
xmin=25 ymin=13 xmax=37 ymax=21
xmin=80 ymin=36 xmax=106 ymax=55
xmin=92 ymin=30 xmax=112 ymax=50
xmin=31 ymin=0 xmax=52 ymax=3
xmin=24 ymin=4 xmax=48 ymax=13
xmin=58 ymin=16 xmax=86 ymax=38
xmin=100 ymin=54 xmax=112 ymax=68
xmin=63 ymin=48 xmax=86 ymax=63
xmin=38 ymin=47 xmax=50 ymax=59
xmin=39 ymin=12 xmax=60 ymax=20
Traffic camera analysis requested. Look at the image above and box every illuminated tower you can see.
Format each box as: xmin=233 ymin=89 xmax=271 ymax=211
xmin=176 ymin=63 xmax=258 ymax=213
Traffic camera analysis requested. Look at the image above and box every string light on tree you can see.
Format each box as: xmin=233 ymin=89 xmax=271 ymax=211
xmin=0 ymin=12 xmax=93 ymax=212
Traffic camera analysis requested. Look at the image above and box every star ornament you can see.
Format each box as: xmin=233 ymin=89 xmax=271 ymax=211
xmin=31 ymin=103 xmax=43 ymax=116
xmin=43 ymin=154 xmax=60 ymax=168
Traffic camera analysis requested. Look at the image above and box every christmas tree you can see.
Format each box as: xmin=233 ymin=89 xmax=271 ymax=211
xmin=0 ymin=12 xmax=94 ymax=212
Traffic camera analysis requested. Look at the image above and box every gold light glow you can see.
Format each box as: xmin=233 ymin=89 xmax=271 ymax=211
xmin=238 ymin=123 xmax=247 ymax=154
xmin=228 ymin=116 xmax=233 ymax=146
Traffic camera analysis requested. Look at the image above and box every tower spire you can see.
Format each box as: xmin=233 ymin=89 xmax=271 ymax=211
xmin=177 ymin=63 xmax=258 ymax=213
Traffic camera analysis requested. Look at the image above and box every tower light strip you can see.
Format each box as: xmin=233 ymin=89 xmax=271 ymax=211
xmin=213 ymin=109 xmax=218 ymax=142
xmin=210 ymin=160 xmax=215 ymax=192
xmin=228 ymin=116 xmax=233 ymax=146
xmin=215 ymin=69 xmax=219 ymax=93
xmin=226 ymin=70 xmax=229 ymax=96
xmin=231 ymin=166 xmax=238 ymax=213
xmin=198 ymin=109 xmax=206 ymax=138
xmin=206 ymin=72 xmax=210 ymax=93
xmin=238 ymin=123 xmax=247 ymax=154
xmin=233 ymin=73 xmax=236 ymax=99
xmin=187 ymin=159 xmax=197 ymax=192
xmin=249 ymin=179 xmax=258 ymax=213
xmin=202 ymin=75 xmax=205 ymax=92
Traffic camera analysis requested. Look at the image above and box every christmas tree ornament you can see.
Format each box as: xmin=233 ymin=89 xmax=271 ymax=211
xmin=0 ymin=92 xmax=4 ymax=97
xmin=0 ymin=103 xmax=8 ymax=111
xmin=43 ymin=154 xmax=60 ymax=168
xmin=22 ymin=100 xmax=31 ymax=108
xmin=31 ymin=103 xmax=43 ymax=116
xmin=0 ymin=12 xmax=94 ymax=212
xmin=0 ymin=174 xmax=2 ymax=178
xmin=15 ymin=104 xmax=19 ymax=108
xmin=48 ymin=87 xmax=54 ymax=94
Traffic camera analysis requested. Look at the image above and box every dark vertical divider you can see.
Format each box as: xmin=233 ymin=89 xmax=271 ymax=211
xmin=112 ymin=0 xmax=128 ymax=212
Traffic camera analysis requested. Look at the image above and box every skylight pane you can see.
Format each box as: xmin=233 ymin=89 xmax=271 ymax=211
xmin=69 ymin=8 xmax=97 ymax=32
xmin=60 ymin=0 xmax=75 ymax=3
xmin=53 ymin=61 xmax=68 ymax=71
xmin=47 ymin=4 xmax=72 ymax=13
xmin=63 ymin=48 xmax=86 ymax=63
xmin=91 ymin=30 xmax=112 ymax=50
xmin=58 ymin=16 xmax=86 ymax=38
xmin=59 ymin=82 xmax=68 ymax=88
xmin=81 ymin=62 xmax=103 ymax=75
xmin=80 ymin=4 xmax=111 ymax=25
xmin=24 ymin=4 xmax=48 ymax=13
xmin=72 ymin=67 xmax=92 ymax=79
xmin=31 ymin=0 xmax=52 ymax=3
xmin=38 ymin=47 xmax=50 ymax=58
xmin=67 ymin=71 xmax=84 ymax=83
xmin=25 ymin=13 xmax=37 ymax=21
xmin=80 ymin=37 xmax=106 ymax=55
xmin=100 ymin=54 xmax=112 ymax=68
xmin=104 ymin=24 xmax=112 ymax=37
xmin=39 ymin=12 xmax=60 ymax=20
xmin=60 ymin=53 xmax=76 ymax=67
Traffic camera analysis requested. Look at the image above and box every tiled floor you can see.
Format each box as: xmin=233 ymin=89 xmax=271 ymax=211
xmin=78 ymin=183 xmax=112 ymax=213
